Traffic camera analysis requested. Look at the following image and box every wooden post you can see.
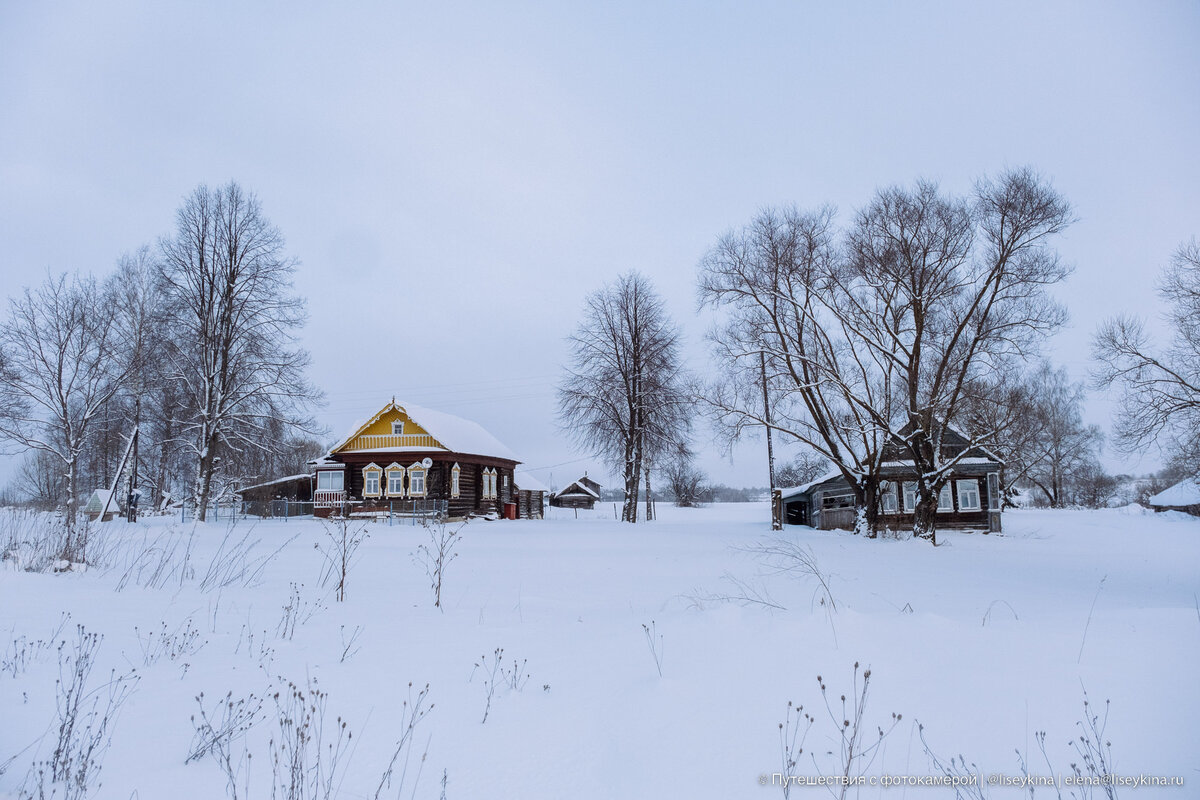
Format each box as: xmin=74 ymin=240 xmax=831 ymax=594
xmin=987 ymin=472 xmax=1002 ymax=533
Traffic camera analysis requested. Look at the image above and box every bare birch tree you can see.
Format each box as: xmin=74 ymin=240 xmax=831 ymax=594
xmin=558 ymin=271 xmax=690 ymax=523
xmin=0 ymin=272 xmax=132 ymax=557
xmin=157 ymin=182 xmax=322 ymax=520
xmin=1094 ymin=238 xmax=1200 ymax=471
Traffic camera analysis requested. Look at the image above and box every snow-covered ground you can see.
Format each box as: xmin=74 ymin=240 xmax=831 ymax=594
xmin=2 ymin=503 xmax=1197 ymax=798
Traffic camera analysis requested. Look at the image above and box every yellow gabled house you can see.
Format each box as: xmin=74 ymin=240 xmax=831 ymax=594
xmin=312 ymin=399 xmax=541 ymax=519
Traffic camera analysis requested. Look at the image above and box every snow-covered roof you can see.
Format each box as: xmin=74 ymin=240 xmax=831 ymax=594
xmin=309 ymin=455 xmax=342 ymax=467
xmin=84 ymin=489 xmax=121 ymax=512
xmin=330 ymin=400 xmax=520 ymax=462
xmin=515 ymin=470 xmax=549 ymax=492
xmin=878 ymin=457 xmax=999 ymax=469
xmin=401 ymin=403 xmax=519 ymax=461
xmin=239 ymin=473 xmax=311 ymax=493
xmin=1148 ymin=478 xmax=1200 ymax=508
xmin=779 ymin=470 xmax=845 ymax=500
xmin=560 ymin=478 xmax=600 ymax=498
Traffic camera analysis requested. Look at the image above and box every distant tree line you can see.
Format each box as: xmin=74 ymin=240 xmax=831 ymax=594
xmin=0 ymin=182 xmax=324 ymax=531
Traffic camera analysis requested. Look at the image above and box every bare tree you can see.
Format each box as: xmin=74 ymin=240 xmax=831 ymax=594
xmin=1094 ymin=238 xmax=1200 ymax=472
xmin=0 ymin=272 xmax=132 ymax=557
xmin=775 ymin=450 xmax=830 ymax=488
xmin=157 ymin=182 xmax=323 ymax=520
xmin=835 ymin=169 xmax=1072 ymax=541
xmin=558 ymin=271 xmax=691 ymax=522
xmin=958 ymin=370 xmax=1044 ymax=507
xmin=9 ymin=450 xmax=66 ymax=510
xmin=1023 ymin=364 xmax=1104 ymax=507
xmin=699 ymin=169 xmax=1072 ymax=541
xmin=698 ymin=206 xmax=894 ymax=537
xmin=663 ymin=452 xmax=707 ymax=507
xmin=1068 ymin=460 xmax=1121 ymax=509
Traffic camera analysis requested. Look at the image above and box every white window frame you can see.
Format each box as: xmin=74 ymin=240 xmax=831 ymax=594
xmin=957 ymin=479 xmax=981 ymax=511
xmin=880 ymin=481 xmax=898 ymax=514
xmin=386 ymin=464 xmax=405 ymax=497
xmin=317 ymin=470 xmax=344 ymax=492
xmin=450 ymin=464 xmax=460 ymax=498
xmin=903 ymin=482 xmax=916 ymax=513
xmin=391 ymin=420 xmax=404 ymax=435
xmin=363 ymin=463 xmax=382 ymax=498
xmin=408 ymin=463 xmax=427 ymax=497
xmin=937 ymin=483 xmax=954 ymax=513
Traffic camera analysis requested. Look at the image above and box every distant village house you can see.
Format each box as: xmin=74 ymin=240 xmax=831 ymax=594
xmin=549 ymin=475 xmax=602 ymax=510
xmin=776 ymin=427 xmax=1003 ymax=532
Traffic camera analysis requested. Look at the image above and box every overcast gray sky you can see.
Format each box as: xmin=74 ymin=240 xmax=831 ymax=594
xmin=1 ymin=1 xmax=1197 ymax=489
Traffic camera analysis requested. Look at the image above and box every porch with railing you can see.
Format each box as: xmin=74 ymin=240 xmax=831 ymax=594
xmin=314 ymin=490 xmax=347 ymax=509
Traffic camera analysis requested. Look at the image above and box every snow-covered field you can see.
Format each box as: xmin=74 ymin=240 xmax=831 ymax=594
xmin=2 ymin=503 xmax=1197 ymax=798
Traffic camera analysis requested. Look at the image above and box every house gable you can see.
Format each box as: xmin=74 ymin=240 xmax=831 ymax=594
xmin=327 ymin=400 xmax=520 ymax=462
xmin=331 ymin=402 xmax=445 ymax=454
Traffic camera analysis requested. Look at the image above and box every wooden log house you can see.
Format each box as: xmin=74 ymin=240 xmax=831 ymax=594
xmin=312 ymin=400 xmax=536 ymax=520
xmin=776 ymin=426 xmax=1004 ymax=532
xmin=549 ymin=475 xmax=602 ymax=510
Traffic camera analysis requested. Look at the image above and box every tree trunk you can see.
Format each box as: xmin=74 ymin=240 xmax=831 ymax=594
xmin=857 ymin=481 xmax=880 ymax=538
xmin=912 ymin=489 xmax=939 ymax=545
xmin=64 ymin=455 xmax=78 ymax=557
xmin=621 ymin=432 xmax=638 ymax=523
xmin=195 ymin=429 xmax=220 ymax=522
xmin=644 ymin=466 xmax=653 ymax=522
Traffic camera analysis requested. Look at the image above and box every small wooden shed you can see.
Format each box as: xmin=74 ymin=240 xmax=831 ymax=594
xmin=84 ymin=489 xmax=122 ymax=521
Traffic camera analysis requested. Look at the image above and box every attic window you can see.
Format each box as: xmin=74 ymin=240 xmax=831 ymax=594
xmin=392 ymin=421 xmax=404 ymax=435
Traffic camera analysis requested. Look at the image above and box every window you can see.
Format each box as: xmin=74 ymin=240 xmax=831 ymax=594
xmin=451 ymin=464 xmax=460 ymax=498
xmin=483 ymin=468 xmax=497 ymax=500
xmin=391 ymin=420 xmax=404 ymax=435
xmin=957 ymin=479 xmax=981 ymax=511
xmin=937 ymin=483 xmax=953 ymax=512
xmin=317 ymin=470 xmax=344 ymax=492
xmin=502 ymin=474 xmax=508 ymax=495
xmin=386 ymin=465 xmax=405 ymax=497
xmin=408 ymin=466 xmax=426 ymax=497
xmin=821 ymin=492 xmax=854 ymax=509
xmin=903 ymin=482 xmax=916 ymax=512
xmin=363 ymin=464 xmax=382 ymax=497
xmin=880 ymin=481 xmax=898 ymax=514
